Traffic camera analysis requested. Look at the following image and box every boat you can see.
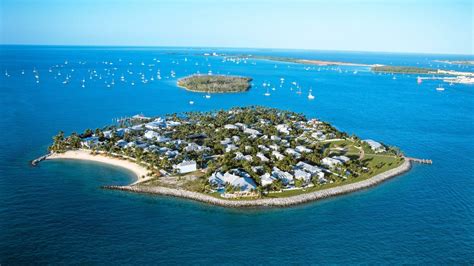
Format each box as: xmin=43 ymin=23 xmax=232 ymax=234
xmin=205 ymin=91 xmax=211 ymax=99
xmin=392 ymin=76 xmax=397 ymax=80
xmin=308 ymin=89 xmax=315 ymax=100
xmin=189 ymin=101 xmax=194 ymax=105
xmin=417 ymin=77 xmax=422 ymax=84
xmin=296 ymin=87 xmax=302 ymax=94
xmin=436 ymin=85 xmax=445 ymax=91
xmin=264 ymin=88 xmax=271 ymax=96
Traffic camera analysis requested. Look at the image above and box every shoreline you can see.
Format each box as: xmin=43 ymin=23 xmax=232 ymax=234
xmin=43 ymin=149 xmax=412 ymax=208
xmin=46 ymin=150 xmax=152 ymax=185
xmin=107 ymin=160 xmax=412 ymax=208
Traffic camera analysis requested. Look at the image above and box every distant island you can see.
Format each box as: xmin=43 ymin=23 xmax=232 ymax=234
xmin=371 ymin=65 xmax=437 ymax=74
xmin=227 ymin=55 xmax=373 ymax=66
xmin=434 ymin=60 xmax=474 ymax=65
xmin=177 ymin=74 xmax=252 ymax=93
xmin=36 ymin=107 xmax=413 ymax=208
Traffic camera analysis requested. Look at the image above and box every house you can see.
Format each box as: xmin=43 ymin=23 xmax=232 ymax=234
xmin=276 ymin=124 xmax=291 ymax=135
xmin=115 ymin=139 xmax=128 ymax=148
xmin=103 ymin=130 xmax=113 ymax=139
xmin=209 ymin=171 xmax=257 ymax=191
xmin=144 ymin=130 xmax=160 ymax=140
xmin=224 ymin=124 xmax=239 ymax=130
xmin=225 ymin=144 xmax=238 ymax=153
xmin=364 ymin=139 xmax=386 ymax=153
xmin=185 ymin=143 xmax=209 ymax=152
xmin=272 ymin=150 xmax=285 ymax=160
xmin=333 ymin=155 xmax=350 ymax=164
xmin=220 ymin=138 xmax=232 ymax=145
xmin=258 ymin=145 xmax=270 ymax=152
xmin=234 ymin=152 xmax=244 ymax=160
xmin=295 ymin=145 xmax=312 ymax=153
xmin=271 ymin=135 xmax=281 ymax=142
xmin=166 ymin=120 xmax=181 ymax=127
xmin=296 ymin=161 xmax=323 ymax=175
xmin=321 ymin=157 xmax=342 ymax=168
xmin=243 ymin=155 xmax=253 ymax=162
xmin=81 ymin=136 xmax=100 ymax=148
xmin=272 ymin=167 xmax=294 ymax=185
xmin=256 ymin=152 xmax=269 ymax=162
xmin=260 ymin=173 xmax=276 ymax=186
xmin=231 ymin=136 xmax=240 ymax=143
xmin=311 ymin=131 xmax=326 ymax=140
xmin=173 ymin=160 xmax=197 ymax=174
xmin=269 ymin=144 xmax=279 ymax=151
xmin=243 ymin=128 xmax=261 ymax=136
xmin=294 ymin=169 xmax=312 ymax=184
xmin=145 ymin=120 xmax=165 ymax=130
xmin=285 ymin=148 xmax=301 ymax=159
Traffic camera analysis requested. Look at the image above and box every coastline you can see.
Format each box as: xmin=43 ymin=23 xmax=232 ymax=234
xmin=106 ymin=159 xmax=412 ymax=208
xmin=46 ymin=150 xmax=152 ymax=185
xmin=176 ymin=84 xmax=249 ymax=93
xmin=43 ymin=149 xmax=412 ymax=208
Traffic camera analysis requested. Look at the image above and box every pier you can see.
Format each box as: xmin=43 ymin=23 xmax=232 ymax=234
xmin=406 ymin=157 xmax=432 ymax=164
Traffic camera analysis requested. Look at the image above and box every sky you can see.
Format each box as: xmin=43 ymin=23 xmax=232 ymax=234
xmin=0 ymin=0 xmax=472 ymax=54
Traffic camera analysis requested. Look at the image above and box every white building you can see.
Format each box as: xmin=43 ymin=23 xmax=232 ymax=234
xmin=209 ymin=171 xmax=257 ymax=191
xmin=272 ymin=150 xmax=285 ymax=160
xmin=276 ymin=124 xmax=291 ymax=135
xmin=364 ymin=139 xmax=386 ymax=153
xmin=144 ymin=130 xmax=160 ymax=140
xmin=321 ymin=157 xmax=342 ymax=168
xmin=294 ymin=169 xmax=312 ymax=184
xmin=256 ymin=152 xmax=269 ymax=162
xmin=224 ymin=124 xmax=239 ymax=130
xmin=272 ymin=167 xmax=294 ymax=185
xmin=173 ymin=160 xmax=197 ymax=174
xmin=333 ymin=155 xmax=351 ymax=164
xmin=260 ymin=173 xmax=276 ymax=187
xmin=295 ymin=145 xmax=312 ymax=153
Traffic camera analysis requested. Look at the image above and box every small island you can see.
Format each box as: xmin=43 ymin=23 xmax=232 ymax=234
xmin=177 ymin=74 xmax=252 ymax=93
xmin=371 ymin=65 xmax=437 ymax=74
xmin=39 ymin=107 xmax=412 ymax=208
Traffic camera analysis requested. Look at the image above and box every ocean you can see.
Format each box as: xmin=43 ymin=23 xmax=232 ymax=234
xmin=0 ymin=46 xmax=473 ymax=264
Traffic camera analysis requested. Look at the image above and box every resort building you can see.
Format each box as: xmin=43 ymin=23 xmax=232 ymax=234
xmin=173 ymin=160 xmax=197 ymax=174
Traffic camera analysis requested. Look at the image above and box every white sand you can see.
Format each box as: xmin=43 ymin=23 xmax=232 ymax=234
xmin=47 ymin=150 xmax=152 ymax=184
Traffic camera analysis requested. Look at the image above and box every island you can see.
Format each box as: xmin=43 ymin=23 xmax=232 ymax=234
xmin=226 ymin=55 xmax=373 ymax=66
xmin=39 ymin=107 xmax=412 ymax=208
xmin=371 ymin=65 xmax=437 ymax=74
xmin=434 ymin=60 xmax=474 ymax=65
xmin=177 ymin=74 xmax=252 ymax=93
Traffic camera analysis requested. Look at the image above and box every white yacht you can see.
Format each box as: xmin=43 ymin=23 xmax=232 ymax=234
xmin=308 ymin=89 xmax=315 ymax=100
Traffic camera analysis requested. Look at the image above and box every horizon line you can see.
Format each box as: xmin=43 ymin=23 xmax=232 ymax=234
xmin=1 ymin=43 xmax=472 ymax=57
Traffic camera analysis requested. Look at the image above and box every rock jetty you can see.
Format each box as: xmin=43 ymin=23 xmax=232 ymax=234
xmin=104 ymin=159 xmax=412 ymax=208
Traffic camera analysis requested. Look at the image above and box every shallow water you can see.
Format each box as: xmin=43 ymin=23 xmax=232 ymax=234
xmin=0 ymin=46 xmax=473 ymax=264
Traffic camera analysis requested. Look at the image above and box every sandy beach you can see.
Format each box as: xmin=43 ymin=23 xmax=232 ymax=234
xmin=46 ymin=150 xmax=152 ymax=185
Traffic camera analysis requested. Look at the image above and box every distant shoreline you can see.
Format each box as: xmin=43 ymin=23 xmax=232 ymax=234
xmin=45 ymin=150 xmax=412 ymax=208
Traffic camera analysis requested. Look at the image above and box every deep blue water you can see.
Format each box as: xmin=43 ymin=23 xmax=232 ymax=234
xmin=1 ymin=46 xmax=473 ymax=264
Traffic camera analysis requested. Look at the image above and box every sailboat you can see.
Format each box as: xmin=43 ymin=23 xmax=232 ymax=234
xmin=308 ymin=89 xmax=315 ymax=100
xmin=436 ymin=85 xmax=445 ymax=91
xmin=205 ymin=90 xmax=211 ymax=99
xmin=264 ymin=87 xmax=271 ymax=96
xmin=296 ymin=87 xmax=302 ymax=94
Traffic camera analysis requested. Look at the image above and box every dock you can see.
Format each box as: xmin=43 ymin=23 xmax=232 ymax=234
xmin=406 ymin=157 xmax=432 ymax=164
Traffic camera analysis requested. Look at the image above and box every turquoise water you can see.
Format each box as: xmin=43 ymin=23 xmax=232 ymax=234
xmin=1 ymin=46 xmax=473 ymax=264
